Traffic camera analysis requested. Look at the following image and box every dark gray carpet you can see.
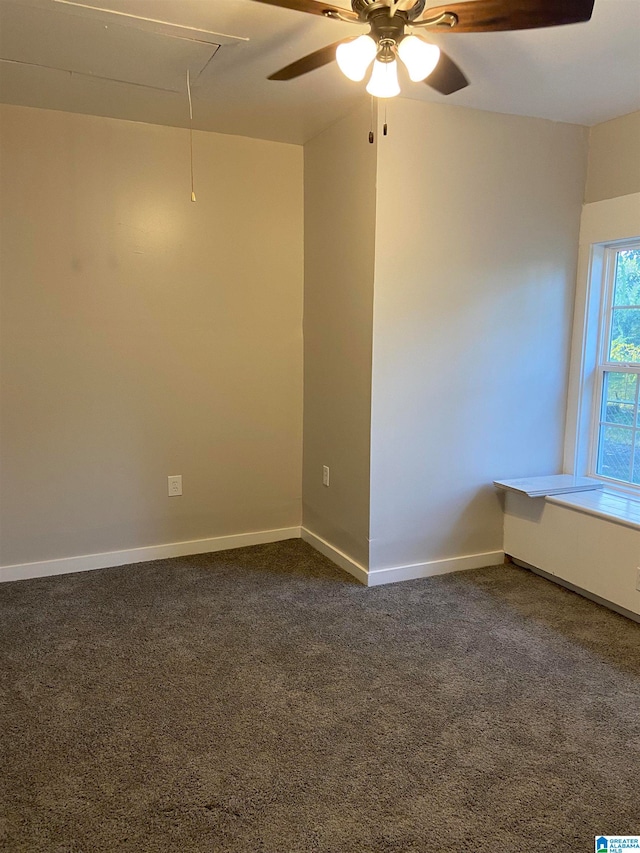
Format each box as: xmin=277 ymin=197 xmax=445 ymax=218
xmin=1 ymin=539 xmax=639 ymax=852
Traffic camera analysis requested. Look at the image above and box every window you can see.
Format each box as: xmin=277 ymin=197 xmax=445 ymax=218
xmin=565 ymin=195 xmax=640 ymax=499
xmin=590 ymin=243 xmax=640 ymax=489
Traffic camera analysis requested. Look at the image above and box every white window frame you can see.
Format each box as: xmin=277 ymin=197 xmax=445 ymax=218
xmin=565 ymin=194 xmax=640 ymax=500
xmin=586 ymin=240 xmax=640 ymax=494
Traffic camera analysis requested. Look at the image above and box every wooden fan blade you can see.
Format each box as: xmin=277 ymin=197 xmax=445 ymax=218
xmin=251 ymin=0 xmax=358 ymax=22
xmin=268 ymin=41 xmax=346 ymax=80
xmin=424 ymin=50 xmax=468 ymax=94
xmin=420 ymin=0 xmax=595 ymax=32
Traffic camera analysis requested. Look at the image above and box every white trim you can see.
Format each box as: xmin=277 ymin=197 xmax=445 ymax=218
xmin=0 ymin=526 xmax=302 ymax=583
xmin=586 ymin=241 xmax=640 ymax=491
xmin=3 ymin=526 xmax=504 ymax=589
xmin=301 ymin=528 xmax=503 ymax=587
xmin=51 ymin=1 xmax=249 ymax=45
xmin=300 ymin=527 xmax=368 ymax=586
xmin=564 ymin=242 xmax=605 ymax=474
xmin=580 ymin=193 xmax=640 ymax=247
xmin=564 ymin=193 xmax=640 ymax=479
xmin=367 ymin=550 xmax=505 ymax=587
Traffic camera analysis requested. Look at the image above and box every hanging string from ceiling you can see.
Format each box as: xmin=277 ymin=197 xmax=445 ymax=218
xmin=186 ymin=69 xmax=196 ymax=202
xmin=369 ymin=94 xmax=374 ymax=144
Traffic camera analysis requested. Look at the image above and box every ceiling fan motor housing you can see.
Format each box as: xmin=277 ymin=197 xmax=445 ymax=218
xmin=368 ymin=8 xmax=408 ymax=46
xmin=351 ymin=0 xmax=427 ymax=23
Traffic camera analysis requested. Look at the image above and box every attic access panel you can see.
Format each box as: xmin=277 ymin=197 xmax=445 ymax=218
xmin=0 ymin=1 xmax=224 ymax=92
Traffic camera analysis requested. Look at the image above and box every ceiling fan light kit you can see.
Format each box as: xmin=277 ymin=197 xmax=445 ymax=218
xmin=338 ymin=30 xmax=441 ymax=94
xmin=351 ymin=2 xmax=446 ymax=97
xmin=255 ymin=0 xmax=595 ymax=98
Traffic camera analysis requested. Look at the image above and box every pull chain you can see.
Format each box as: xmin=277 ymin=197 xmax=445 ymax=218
xmin=383 ymin=101 xmax=388 ymax=136
xmin=187 ymin=69 xmax=196 ymax=202
xmin=369 ymin=94 xmax=375 ymax=143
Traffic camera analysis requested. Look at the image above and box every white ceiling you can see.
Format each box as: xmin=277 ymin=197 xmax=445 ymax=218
xmin=0 ymin=0 xmax=639 ymax=144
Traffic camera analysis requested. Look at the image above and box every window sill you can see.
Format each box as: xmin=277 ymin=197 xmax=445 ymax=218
xmin=546 ymin=488 xmax=640 ymax=531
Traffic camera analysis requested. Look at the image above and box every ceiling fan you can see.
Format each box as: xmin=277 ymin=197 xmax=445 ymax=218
xmin=251 ymin=0 xmax=595 ymax=97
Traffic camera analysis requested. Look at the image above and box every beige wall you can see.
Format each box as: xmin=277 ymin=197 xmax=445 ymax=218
xmin=302 ymin=106 xmax=376 ymax=566
xmin=0 ymin=104 xmax=303 ymax=566
xmin=1 ymin=97 xmax=612 ymax=578
xmin=369 ymin=100 xmax=588 ymax=570
xmin=585 ymin=111 xmax=640 ymax=203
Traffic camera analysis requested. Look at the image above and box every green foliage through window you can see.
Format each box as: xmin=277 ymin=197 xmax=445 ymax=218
xmin=596 ymin=248 xmax=640 ymax=487
xmin=609 ymin=249 xmax=640 ymax=363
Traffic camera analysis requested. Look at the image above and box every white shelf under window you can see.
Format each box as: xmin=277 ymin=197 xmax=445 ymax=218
xmin=547 ymin=488 xmax=640 ymax=531
xmin=493 ymin=474 xmax=603 ymax=498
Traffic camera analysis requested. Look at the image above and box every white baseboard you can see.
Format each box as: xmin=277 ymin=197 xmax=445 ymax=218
xmin=301 ymin=528 xmax=502 ymax=587
xmin=2 ymin=527 xmax=503 ymax=588
xmin=367 ymin=550 xmax=505 ymax=586
xmin=0 ymin=526 xmax=302 ymax=583
xmin=300 ymin=528 xmax=368 ymax=586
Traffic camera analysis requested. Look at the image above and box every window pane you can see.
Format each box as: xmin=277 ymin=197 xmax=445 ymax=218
xmin=592 ymin=248 xmax=640 ymax=491
xmin=609 ymin=308 xmax=640 ymax=362
xmin=597 ymin=424 xmax=633 ymax=482
xmin=612 ymin=249 xmax=640 ymax=306
xmin=610 ymin=250 xmax=640 ymax=362
xmin=603 ymin=371 xmax=637 ymax=407
xmin=634 ymin=442 xmax=640 ymax=486
xmin=597 ymin=373 xmax=640 ymax=486
xmin=604 ymin=402 xmax=635 ymax=425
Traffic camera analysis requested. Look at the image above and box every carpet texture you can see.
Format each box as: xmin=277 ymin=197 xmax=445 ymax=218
xmin=1 ymin=539 xmax=639 ymax=852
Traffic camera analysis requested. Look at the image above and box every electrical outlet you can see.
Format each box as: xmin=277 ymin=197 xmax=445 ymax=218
xmin=322 ymin=465 xmax=330 ymax=487
xmin=168 ymin=475 xmax=182 ymax=496
xmin=636 ymin=568 xmax=640 ymax=592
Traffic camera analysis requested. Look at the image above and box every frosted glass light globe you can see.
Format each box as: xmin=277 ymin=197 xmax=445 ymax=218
xmin=398 ymin=35 xmax=440 ymax=82
xmin=366 ymin=58 xmax=401 ymax=98
xmin=336 ymin=35 xmax=377 ymax=82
